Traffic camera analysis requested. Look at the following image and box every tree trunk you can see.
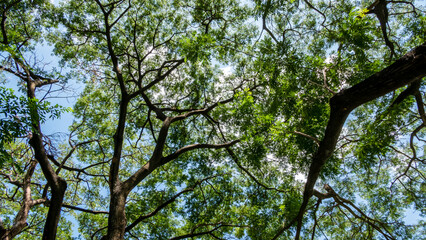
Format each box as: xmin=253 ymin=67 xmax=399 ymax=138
xmin=105 ymin=188 xmax=127 ymax=239
xmin=42 ymin=179 xmax=67 ymax=240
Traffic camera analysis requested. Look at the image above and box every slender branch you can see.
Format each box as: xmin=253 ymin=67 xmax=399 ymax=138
xmin=47 ymin=153 xmax=109 ymax=177
xmin=226 ymin=147 xmax=287 ymax=193
xmin=161 ymin=140 xmax=240 ymax=166
xmin=109 ymin=0 xmax=131 ymax=28
xmin=170 ymin=96 xmax=235 ymax=123
xmin=125 ymin=175 xmax=219 ymax=232
xmin=262 ymin=15 xmax=278 ymax=43
xmin=293 ymin=131 xmax=320 ymax=146
xmin=53 ymin=140 xmax=97 ymax=174
xmin=0 ymin=172 xmax=22 ymax=186
xmin=139 ymin=59 xmax=184 ymax=92
xmin=303 ymin=0 xmax=326 ymax=25
xmin=167 ymin=223 xmax=245 ymax=240
xmin=0 ymin=65 xmax=26 ymax=79
xmin=62 ymin=204 xmax=108 ymax=215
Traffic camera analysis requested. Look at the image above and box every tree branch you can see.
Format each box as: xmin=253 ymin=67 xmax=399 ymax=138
xmin=226 ymin=147 xmax=287 ymax=193
xmin=283 ymin=42 xmax=426 ymax=240
xmin=167 ymin=223 xmax=245 ymax=240
xmin=62 ymin=204 xmax=109 ymax=215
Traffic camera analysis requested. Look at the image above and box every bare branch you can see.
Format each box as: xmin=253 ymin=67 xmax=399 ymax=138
xmin=293 ymin=131 xmax=320 ymax=146
xmin=62 ymin=204 xmax=108 ymax=215
xmin=226 ymin=147 xmax=287 ymax=193
xmin=167 ymin=223 xmax=246 ymax=240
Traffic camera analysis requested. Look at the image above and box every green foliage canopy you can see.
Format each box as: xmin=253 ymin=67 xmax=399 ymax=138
xmin=0 ymin=0 xmax=425 ymax=239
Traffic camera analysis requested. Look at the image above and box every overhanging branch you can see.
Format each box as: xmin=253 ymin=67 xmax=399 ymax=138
xmin=273 ymin=42 xmax=426 ymax=240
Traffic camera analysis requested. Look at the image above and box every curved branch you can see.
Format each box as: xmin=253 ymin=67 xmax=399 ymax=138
xmin=170 ymin=96 xmax=234 ymax=123
xmin=62 ymin=204 xmax=108 ymax=215
xmin=303 ymin=0 xmax=326 ymax=25
xmin=167 ymin=223 xmax=245 ymax=240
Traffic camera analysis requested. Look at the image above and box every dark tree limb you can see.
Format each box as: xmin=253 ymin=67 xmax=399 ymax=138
xmin=0 ymin=0 xmax=22 ymax=44
xmin=366 ymin=0 xmax=396 ymax=59
xmin=390 ymin=79 xmax=421 ymax=107
xmin=167 ymin=223 xmax=245 ymax=240
xmin=122 ymin=131 xmax=238 ymax=193
xmin=273 ymin=42 xmax=426 ymax=240
xmin=414 ymin=90 xmax=426 ymax=123
xmin=1 ymin=27 xmax=67 ymax=239
xmin=303 ymin=0 xmax=327 ymax=25
xmin=161 ymin=140 xmax=240 ymax=166
xmin=62 ymin=204 xmax=109 ymax=215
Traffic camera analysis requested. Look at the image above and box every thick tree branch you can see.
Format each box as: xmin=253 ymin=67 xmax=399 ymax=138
xmin=414 ymin=90 xmax=426 ymax=123
xmin=293 ymin=131 xmax=320 ymax=146
xmin=17 ymin=61 xmax=67 ymax=240
xmin=278 ymin=42 xmax=426 ymax=240
xmin=0 ymin=0 xmax=22 ymax=44
xmin=0 ymin=65 xmax=26 ymax=79
xmin=390 ymin=79 xmax=421 ymax=107
xmin=139 ymin=91 xmax=167 ymax=120
xmin=122 ymin=117 xmax=172 ymax=193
